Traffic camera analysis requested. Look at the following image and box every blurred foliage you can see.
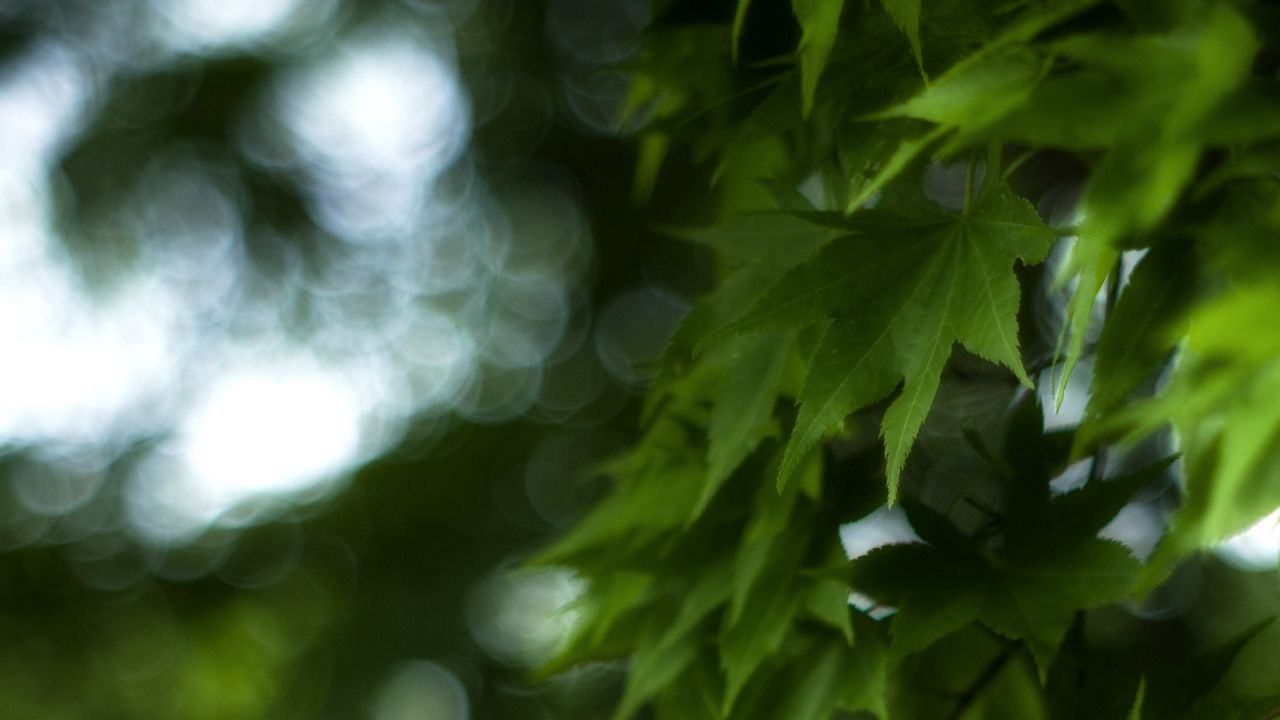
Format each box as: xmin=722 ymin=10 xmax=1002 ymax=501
xmin=0 ymin=422 xmax=614 ymax=717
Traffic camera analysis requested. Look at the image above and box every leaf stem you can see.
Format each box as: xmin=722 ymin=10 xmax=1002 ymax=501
xmin=1002 ymin=147 xmax=1037 ymax=181
xmin=946 ymin=641 xmax=1017 ymax=720
xmin=1088 ymin=261 xmax=1123 ymax=483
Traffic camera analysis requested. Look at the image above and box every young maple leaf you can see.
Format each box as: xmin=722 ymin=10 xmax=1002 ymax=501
xmin=717 ymin=175 xmax=1052 ymax=500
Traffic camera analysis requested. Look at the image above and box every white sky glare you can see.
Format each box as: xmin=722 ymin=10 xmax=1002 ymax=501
xmin=0 ymin=0 xmax=575 ymax=548
xmin=177 ymin=361 xmax=366 ymax=500
xmin=0 ymin=0 xmax=598 ymax=548
xmin=151 ymin=0 xmax=318 ymax=53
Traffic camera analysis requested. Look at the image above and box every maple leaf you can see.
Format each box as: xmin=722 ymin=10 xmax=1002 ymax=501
xmin=768 ymin=624 xmax=888 ymax=720
xmin=792 ymin=0 xmax=845 ymax=116
xmin=1083 ymin=240 xmax=1196 ymax=424
xmin=843 ymin=402 xmax=1167 ymax=678
xmin=1049 ymin=4 xmax=1258 ymax=398
xmin=878 ymin=0 xmax=922 ymax=75
xmin=1102 ymin=283 xmax=1280 ymax=596
xmin=849 ymin=502 xmax=1140 ymax=679
xmin=731 ymin=173 xmax=1053 ymax=500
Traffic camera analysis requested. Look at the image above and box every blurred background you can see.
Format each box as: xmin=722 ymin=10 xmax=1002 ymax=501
xmin=0 ymin=0 xmax=696 ymax=716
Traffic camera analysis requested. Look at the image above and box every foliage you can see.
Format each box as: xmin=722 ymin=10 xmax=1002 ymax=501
xmin=538 ymin=0 xmax=1280 ymax=717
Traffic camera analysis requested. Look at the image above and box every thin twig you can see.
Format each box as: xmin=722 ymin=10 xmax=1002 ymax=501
xmin=1002 ymin=147 xmax=1038 ymax=180
xmin=962 ymin=155 xmax=978 ymax=214
xmin=946 ymin=642 xmax=1017 ymax=720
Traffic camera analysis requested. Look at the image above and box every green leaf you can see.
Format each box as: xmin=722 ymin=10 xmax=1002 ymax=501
xmin=981 ymin=539 xmax=1139 ymax=679
xmin=884 ymin=45 xmax=1047 ymax=138
xmin=534 ymin=404 xmax=711 ymax=568
xmin=1119 ymin=283 xmax=1280 ymax=593
xmin=720 ymin=570 xmax=803 ymax=715
xmin=848 ymin=543 xmax=984 ymax=663
xmin=1195 ymin=78 xmax=1280 ymax=146
xmin=775 ymin=298 xmax=905 ymax=488
xmin=1045 ymin=614 xmax=1144 ymax=720
xmin=1185 ymin=284 xmax=1280 ymax=362
xmin=1052 ymin=3 xmax=1258 ymax=393
xmin=848 ymin=532 xmax=1138 ymax=676
xmin=1143 ymin=364 xmax=1280 ymax=593
xmin=728 ymin=534 xmax=776 ymax=629
xmin=701 ymin=230 xmax=927 ymax=348
xmin=745 ymin=449 xmax=812 ymax=544
xmin=653 ymin=649 xmax=723 ymax=720
xmin=999 ymin=395 xmax=1068 ymax=548
xmin=901 ymin=497 xmax=975 ymax=552
xmin=878 ymin=0 xmax=922 ymax=74
xmin=1128 ymin=677 xmax=1145 ymax=720
xmin=804 ymin=579 xmax=854 ymax=645
xmin=1195 ymin=141 xmax=1280 ymax=198
xmin=778 ymin=638 xmax=852 ymax=720
xmin=1057 ymin=143 xmax=1198 ymax=409
xmin=731 ymin=0 xmax=752 ymax=63
xmin=539 ymin=571 xmax=653 ymax=677
xmin=1143 ymin=617 xmax=1276 ymax=720
xmin=998 ymin=0 xmax=1106 ymax=44
xmin=843 ymin=125 xmax=946 ymax=215
xmin=792 ymin=0 xmax=846 ymax=117
xmin=666 ymin=215 xmax=838 ymax=365
xmin=776 ymin=634 xmax=885 ymax=720
xmin=891 ymin=587 xmax=986 ymax=665
xmin=773 ymin=177 xmax=1051 ymax=497
xmin=615 ymin=630 xmax=701 ymax=720
xmin=1085 ymin=241 xmax=1197 ymax=421
xmin=1014 ymin=456 xmax=1176 ymax=562
xmin=657 ymin=561 xmax=734 ymax=652
xmin=699 ymin=332 xmax=793 ymax=518
xmin=840 ymin=614 xmax=891 ymax=717
xmin=632 ymin=133 xmax=670 ymax=205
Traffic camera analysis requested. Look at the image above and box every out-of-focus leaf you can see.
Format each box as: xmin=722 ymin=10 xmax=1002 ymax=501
xmin=732 ymin=0 xmax=753 ymax=62
xmin=699 ymin=332 xmax=793 ymax=518
xmin=1054 ymin=3 xmax=1258 ymax=395
xmin=1085 ymin=240 xmax=1197 ymax=422
xmin=615 ymin=631 xmax=701 ymax=720
xmin=804 ymin=579 xmax=854 ymax=645
xmin=1128 ymin=677 xmax=1145 ymax=720
xmin=1100 ymin=283 xmax=1280 ymax=594
xmin=720 ymin=563 xmax=803 ymax=714
xmin=1143 ymin=617 xmax=1276 ymax=720
xmin=792 ymin=0 xmax=846 ymax=116
xmin=664 ymin=215 xmax=838 ymax=367
xmin=878 ymin=0 xmax=922 ymax=73
xmin=884 ymin=45 xmax=1046 ymax=135
xmin=777 ymin=633 xmax=885 ymax=720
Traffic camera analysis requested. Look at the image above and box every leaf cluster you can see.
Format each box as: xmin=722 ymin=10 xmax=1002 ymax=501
xmin=539 ymin=0 xmax=1280 ymax=717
